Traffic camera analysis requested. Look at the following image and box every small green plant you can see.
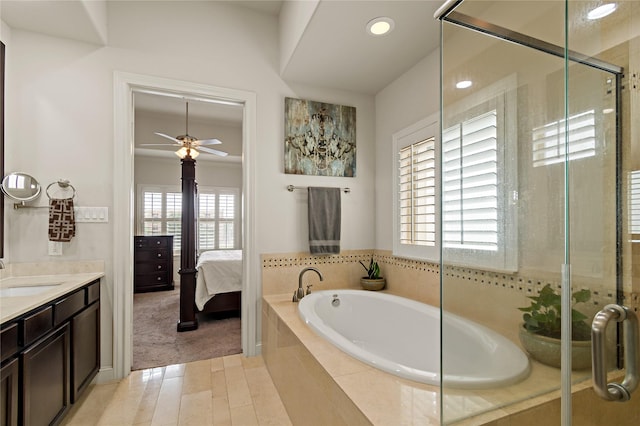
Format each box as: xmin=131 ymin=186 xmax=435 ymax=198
xmin=359 ymin=257 xmax=381 ymax=279
xmin=518 ymin=284 xmax=591 ymax=341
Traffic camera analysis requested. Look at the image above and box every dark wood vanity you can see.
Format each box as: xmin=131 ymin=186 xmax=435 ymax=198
xmin=0 ymin=279 xmax=100 ymax=426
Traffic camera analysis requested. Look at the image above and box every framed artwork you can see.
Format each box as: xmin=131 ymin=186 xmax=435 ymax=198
xmin=284 ymin=97 xmax=356 ymax=177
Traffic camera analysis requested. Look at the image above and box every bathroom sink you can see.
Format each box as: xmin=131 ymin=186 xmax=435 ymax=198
xmin=0 ymin=284 xmax=61 ymax=298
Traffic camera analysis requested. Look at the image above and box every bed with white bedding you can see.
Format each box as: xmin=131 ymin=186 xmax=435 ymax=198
xmin=195 ymin=249 xmax=242 ymax=312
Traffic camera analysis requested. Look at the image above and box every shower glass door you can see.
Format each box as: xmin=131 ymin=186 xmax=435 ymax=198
xmin=438 ymin=0 xmax=638 ymax=424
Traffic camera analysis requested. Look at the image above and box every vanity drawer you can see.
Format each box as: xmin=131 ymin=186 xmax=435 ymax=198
xmin=87 ymin=281 xmax=100 ymax=305
xmin=23 ymin=306 xmax=53 ymax=347
xmin=54 ymin=289 xmax=85 ymax=327
xmin=1 ymin=322 xmax=19 ymax=362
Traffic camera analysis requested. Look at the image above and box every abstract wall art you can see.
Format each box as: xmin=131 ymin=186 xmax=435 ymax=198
xmin=284 ymin=97 xmax=356 ymax=177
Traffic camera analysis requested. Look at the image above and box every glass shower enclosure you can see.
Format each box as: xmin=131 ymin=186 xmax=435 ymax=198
xmin=437 ymin=0 xmax=639 ymax=424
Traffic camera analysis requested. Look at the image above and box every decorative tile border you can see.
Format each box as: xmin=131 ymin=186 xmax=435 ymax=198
xmin=262 ymin=250 xmax=632 ymax=313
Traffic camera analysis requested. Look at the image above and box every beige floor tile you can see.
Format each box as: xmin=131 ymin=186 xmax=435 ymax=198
xmin=183 ymin=359 xmax=213 ymax=394
xmin=178 ymin=390 xmax=213 ymax=425
xmin=151 ymin=376 xmax=184 ymax=426
xmin=223 ymin=354 xmax=243 ymax=368
xmin=212 ymin=369 xmax=228 ymax=399
xmin=212 ymin=396 xmax=232 ymax=426
xmin=62 ymin=383 xmax=119 ymax=425
xmin=164 ymin=363 xmax=186 ymax=379
xmin=225 ymin=365 xmax=253 ymax=408
xmin=241 ymin=355 xmax=265 ymax=370
xmin=211 ymin=357 xmax=225 ymax=372
xmin=230 ymin=404 xmax=259 ymax=426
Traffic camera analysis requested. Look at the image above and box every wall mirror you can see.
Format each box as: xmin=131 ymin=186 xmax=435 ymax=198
xmin=1 ymin=172 xmax=42 ymax=203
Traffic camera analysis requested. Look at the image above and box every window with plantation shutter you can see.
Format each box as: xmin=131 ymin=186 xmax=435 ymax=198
xmin=532 ymin=110 xmax=596 ymax=167
xmin=442 ymin=111 xmax=498 ymax=251
xmin=139 ymin=185 xmax=240 ymax=254
xmin=631 ymin=170 xmax=640 ymax=236
xmin=392 ymin=76 xmax=517 ymax=271
xmin=399 ymin=138 xmax=436 ymax=246
xmin=197 ymin=188 xmax=239 ymax=250
xmin=393 ymin=114 xmax=439 ymax=261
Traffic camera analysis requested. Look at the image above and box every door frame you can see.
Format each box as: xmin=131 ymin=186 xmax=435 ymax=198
xmin=113 ymin=71 xmax=257 ymax=379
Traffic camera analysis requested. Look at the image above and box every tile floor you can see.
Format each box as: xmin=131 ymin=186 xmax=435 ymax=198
xmin=62 ymin=354 xmax=292 ymax=426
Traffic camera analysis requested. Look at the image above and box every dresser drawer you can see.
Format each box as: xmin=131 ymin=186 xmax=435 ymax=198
xmin=135 ymin=261 xmax=170 ymax=274
xmin=23 ymin=306 xmax=53 ymax=347
xmin=1 ymin=322 xmax=19 ymax=362
xmin=135 ymin=236 xmax=169 ymax=249
xmin=135 ymin=249 xmax=171 ymax=262
xmin=54 ymin=289 xmax=86 ymax=327
xmin=135 ymin=272 xmax=171 ymax=287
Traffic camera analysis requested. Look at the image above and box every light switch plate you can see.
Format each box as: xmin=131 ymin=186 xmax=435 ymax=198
xmin=74 ymin=207 xmax=109 ymax=223
xmin=48 ymin=241 xmax=63 ymax=256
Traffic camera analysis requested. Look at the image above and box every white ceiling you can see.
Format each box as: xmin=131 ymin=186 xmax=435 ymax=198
xmin=1 ymin=0 xmax=443 ymax=156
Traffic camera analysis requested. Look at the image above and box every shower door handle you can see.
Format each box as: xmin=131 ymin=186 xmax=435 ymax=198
xmin=591 ymin=304 xmax=639 ymax=401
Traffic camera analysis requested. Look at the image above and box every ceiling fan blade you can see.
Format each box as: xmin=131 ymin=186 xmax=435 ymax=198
xmin=196 ymin=138 xmax=222 ymax=146
xmin=154 ymin=132 xmax=181 ymax=143
xmin=198 ymin=146 xmax=228 ymax=157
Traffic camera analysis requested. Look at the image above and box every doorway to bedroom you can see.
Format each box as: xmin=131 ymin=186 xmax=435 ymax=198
xmin=131 ymin=90 xmax=244 ymax=370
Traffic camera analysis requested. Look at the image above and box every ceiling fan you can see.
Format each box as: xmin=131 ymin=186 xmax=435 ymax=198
xmin=142 ymin=101 xmax=228 ymax=159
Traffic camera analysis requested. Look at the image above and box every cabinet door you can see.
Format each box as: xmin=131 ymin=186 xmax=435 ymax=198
xmin=22 ymin=324 xmax=70 ymax=426
xmin=0 ymin=357 xmax=18 ymax=426
xmin=71 ymin=302 xmax=100 ymax=402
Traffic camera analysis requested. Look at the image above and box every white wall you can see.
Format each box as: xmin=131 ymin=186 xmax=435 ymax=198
xmin=2 ymin=1 xmax=375 ymax=372
xmin=374 ymin=50 xmax=440 ymax=250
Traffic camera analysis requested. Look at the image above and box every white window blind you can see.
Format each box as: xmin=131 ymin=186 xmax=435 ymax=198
xmin=197 ymin=189 xmax=239 ymax=250
xmin=142 ymin=190 xmax=182 ymax=251
xmin=392 ymin=113 xmax=439 ymax=261
xmin=399 ymin=138 xmax=436 ymax=246
xmin=442 ymin=110 xmax=498 ymax=251
xmin=532 ymin=110 xmax=596 ymax=167
xmin=631 ymin=170 xmax=640 ymax=235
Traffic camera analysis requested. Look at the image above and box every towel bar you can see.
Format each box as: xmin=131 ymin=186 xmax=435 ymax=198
xmin=287 ymin=185 xmax=350 ymax=194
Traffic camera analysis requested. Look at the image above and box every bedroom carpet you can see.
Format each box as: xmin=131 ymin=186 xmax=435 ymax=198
xmin=132 ymin=285 xmax=241 ymax=371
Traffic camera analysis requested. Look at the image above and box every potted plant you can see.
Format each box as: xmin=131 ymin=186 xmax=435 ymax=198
xmin=517 ymin=284 xmax=592 ymax=369
xmin=359 ymin=257 xmax=386 ymax=290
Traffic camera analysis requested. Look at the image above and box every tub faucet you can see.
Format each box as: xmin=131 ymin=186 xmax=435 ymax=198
xmin=293 ymin=267 xmax=323 ymax=302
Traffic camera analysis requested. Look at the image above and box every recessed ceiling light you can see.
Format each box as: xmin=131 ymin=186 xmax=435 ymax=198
xmin=587 ymin=3 xmax=617 ymax=20
xmin=456 ymin=80 xmax=472 ymax=89
xmin=366 ymin=17 xmax=395 ymax=36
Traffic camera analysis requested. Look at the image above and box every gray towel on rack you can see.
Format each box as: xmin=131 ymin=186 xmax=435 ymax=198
xmin=49 ymin=198 xmax=76 ymax=242
xmin=308 ymin=187 xmax=341 ymax=255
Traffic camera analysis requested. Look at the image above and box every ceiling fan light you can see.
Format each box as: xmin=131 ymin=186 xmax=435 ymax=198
xmin=190 ymin=149 xmax=200 ymax=159
xmin=175 ymin=147 xmax=188 ymax=159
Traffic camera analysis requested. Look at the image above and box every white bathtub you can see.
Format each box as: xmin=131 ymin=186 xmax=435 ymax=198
xmin=298 ymin=290 xmax=530 ymax=389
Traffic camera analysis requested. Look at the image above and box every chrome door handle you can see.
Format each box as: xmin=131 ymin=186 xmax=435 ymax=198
xmin=591 ymin=304 xmax=639 ymax=401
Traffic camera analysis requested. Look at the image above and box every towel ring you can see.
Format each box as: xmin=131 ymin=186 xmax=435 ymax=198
xmin=46 ymin=179 xmax=76 ymax=200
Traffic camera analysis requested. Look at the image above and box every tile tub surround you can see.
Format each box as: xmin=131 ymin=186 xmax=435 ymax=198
xmin=263 ymin=293 xmax=633 ymax=425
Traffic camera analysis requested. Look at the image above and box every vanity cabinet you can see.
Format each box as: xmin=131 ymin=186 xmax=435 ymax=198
xmin=0 ymin=279 xmax=100 ymax=426
xmin=134 ymin=235 xmax=174 ymax=293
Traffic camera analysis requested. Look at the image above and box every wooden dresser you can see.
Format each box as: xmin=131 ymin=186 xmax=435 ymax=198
xmin=134 ymin=235 xmax=174 ymax=293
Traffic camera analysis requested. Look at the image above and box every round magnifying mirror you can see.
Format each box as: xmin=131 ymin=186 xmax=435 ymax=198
xmin=1 ymin=172 xmax=42 ymax=202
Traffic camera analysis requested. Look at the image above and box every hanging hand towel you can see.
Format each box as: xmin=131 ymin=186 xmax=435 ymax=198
xmin=308 ymin=187 xmax=341 ymax=255
xmin=49 ymin=198 xmax=76 ymax=242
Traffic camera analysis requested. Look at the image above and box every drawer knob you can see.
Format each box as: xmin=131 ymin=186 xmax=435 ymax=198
xmin=156 ymin=241 xmax=161 ymax=245
xmin=157 ymin=253 xmax=162 ymax=258
xmin=157 ymin=277 xmax=162 ymax=281
xmin=157 ymin=265 xmax=162 ymax=270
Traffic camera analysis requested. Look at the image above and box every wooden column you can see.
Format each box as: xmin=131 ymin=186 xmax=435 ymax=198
xmin=177 ymin=155 xmax=198 ymax=331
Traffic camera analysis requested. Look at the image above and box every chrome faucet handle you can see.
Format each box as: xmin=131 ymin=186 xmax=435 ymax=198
xmin=306 ymin=285 xmax=312 ymax=295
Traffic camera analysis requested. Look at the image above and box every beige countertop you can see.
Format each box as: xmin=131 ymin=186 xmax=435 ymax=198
xmin=0 ymin=272 xmax=104 ymax=324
